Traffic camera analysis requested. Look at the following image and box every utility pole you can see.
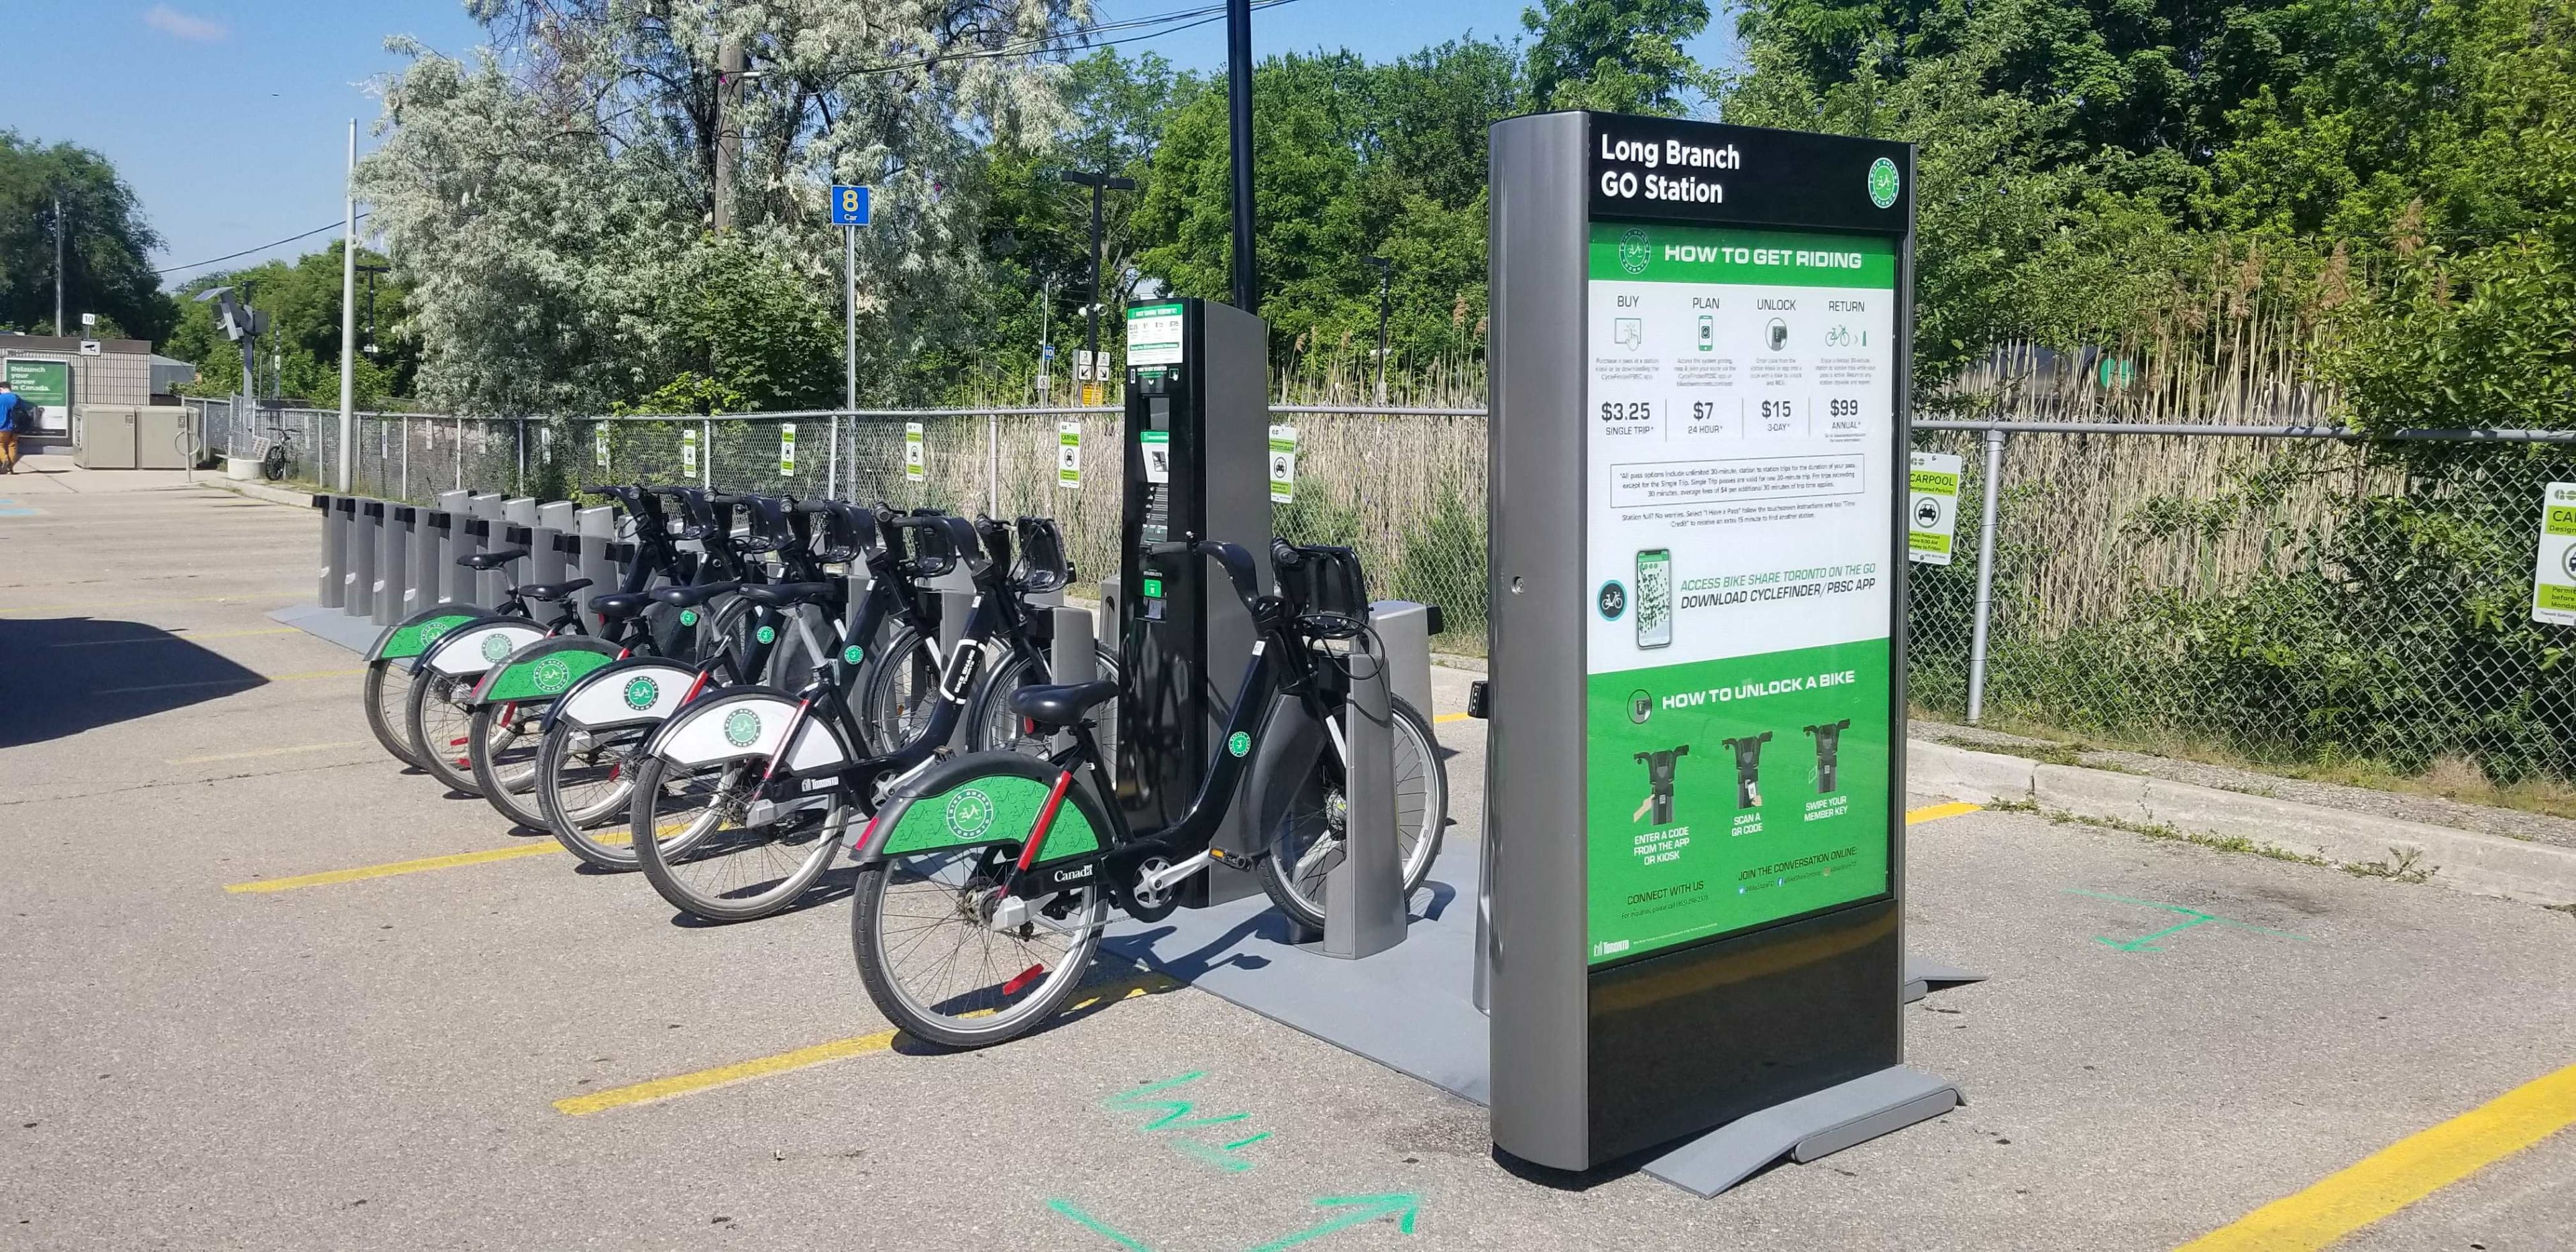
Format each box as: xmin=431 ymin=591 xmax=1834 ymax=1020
xmin=338 ymin=119 xmax=358 ymax=492
xmin=358 ymin=262 xmax=390 ymax=352
xmin=1368 ymin=255 xmax=1393 ymax=404
xmin=1057 ymin=169 xmax=1136 ymax=404
xmin=53 ymin=194 xmax=65 ymax=335
xmin=1224 ymin=0 xmax=1257 ymax=313
xmin=713 ymin=38 xmax=744 ymax=232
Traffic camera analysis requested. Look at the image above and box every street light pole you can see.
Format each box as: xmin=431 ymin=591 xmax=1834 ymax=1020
xmin=1057 ymin=169 xmax=1136 ymax=402
xmin=1368 ymin=255 xmax=1392 ymax=404
xmin=53 ymin=194 xmax=65 ymax=335
xmin=338 ymin=119 xmax=358 ymax=492
xmin=1224 ymin=0 xmax=1257 ymax=312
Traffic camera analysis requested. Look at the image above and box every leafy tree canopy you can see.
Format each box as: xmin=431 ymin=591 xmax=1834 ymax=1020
xmin=0 ymin=132 xmax=177 ymax=342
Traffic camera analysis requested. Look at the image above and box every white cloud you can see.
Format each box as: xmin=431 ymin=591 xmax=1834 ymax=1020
xmin=143 ymin=5 xmax=228 ymax=43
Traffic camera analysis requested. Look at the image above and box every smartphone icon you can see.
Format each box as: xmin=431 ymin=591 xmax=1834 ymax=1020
xmin=1635 ymin=549 xmax=1672 ymax=649
xmin=1697 ymin=315 xmax=1713 ymax=352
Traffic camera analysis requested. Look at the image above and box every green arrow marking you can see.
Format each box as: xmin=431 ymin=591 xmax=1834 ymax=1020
xmin=1048 ymin=1199 xmax=1158 ymax=1251
xmin=2067 ymin=889 xmax=2314 ymax=952
xmin=1242 ymin=1194 xmax=1424 ymax=1252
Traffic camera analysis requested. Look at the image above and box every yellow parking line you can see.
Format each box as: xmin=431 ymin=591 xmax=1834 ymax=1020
xmin=1434 ymin=712 xmax=1470 ymax=724
xmin=54 ymin=626 xmax=299 ymax=648
xmin=553 ymin=973 xmax=1183 ymax=1117
xmin=2176 ymin=1062 xmax=2576 ymax=1251
xmin=95 ymin=667 xmax=360 ymax=696
xmin=1906 ymin=801 xmax=1982 ymax=824
xmin=173 ymin=740 xmax=364 ymax=764
xmin=225 ymin=843 xmax=565 ymax=893
xmin=225 ymin=828 xmax=669 ymax=893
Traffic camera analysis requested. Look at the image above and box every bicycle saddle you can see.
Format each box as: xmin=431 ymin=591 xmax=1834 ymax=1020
xmin=1009 ymin=681 xmax=1121 ymax=728
xmin=735 ymin=581 xmax=838 ymax=610
xmin=588 ymin=591 xmax=653 ymax=621
xmin=457 ymin=547 xmax=529 ymax=571
xmin=649 ymin=580 xmax=742 ymax=608
xmin=512 ymin=578 xmax=594 ymax=603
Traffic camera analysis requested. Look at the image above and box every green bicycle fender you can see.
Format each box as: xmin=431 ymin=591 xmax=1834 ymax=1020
xmin=370 ymin=607 xmax=499 ymax=663
xmin=853 ymin=753 xmax=1104 ymax=866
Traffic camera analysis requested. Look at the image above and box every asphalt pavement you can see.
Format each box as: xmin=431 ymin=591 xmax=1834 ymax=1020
xmin=3 ymin=461 xmax=2570 ymax=1250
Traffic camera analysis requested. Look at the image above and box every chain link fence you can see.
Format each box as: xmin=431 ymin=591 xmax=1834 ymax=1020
xmin=200 ymin=396 xmax=2576 ymax=784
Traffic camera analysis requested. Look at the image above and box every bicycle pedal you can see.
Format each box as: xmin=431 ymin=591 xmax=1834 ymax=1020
xmin=1205 ymin=847 xmax=1254 ymax=873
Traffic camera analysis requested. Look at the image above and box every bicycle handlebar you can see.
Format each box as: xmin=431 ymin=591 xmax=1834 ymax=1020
xmin=1149 ymin=540 xmax=1262 ymax=612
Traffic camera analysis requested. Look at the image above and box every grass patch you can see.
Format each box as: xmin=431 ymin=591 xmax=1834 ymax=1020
xmin=2027 ymin=804 xmax=2335 ymax=869
xmin=2341 ymin=847 xmax=2440 ymax=884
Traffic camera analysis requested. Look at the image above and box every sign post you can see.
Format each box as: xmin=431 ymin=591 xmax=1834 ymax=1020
xmin=833 ymin=184 xmax=870 ymax=499
xmin=1485 ymin=111 xmax=1959 ymax=1190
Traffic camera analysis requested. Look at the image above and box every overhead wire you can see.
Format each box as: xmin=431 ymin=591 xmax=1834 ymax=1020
xmin=154 ymin=213 xmax=371 ymax=278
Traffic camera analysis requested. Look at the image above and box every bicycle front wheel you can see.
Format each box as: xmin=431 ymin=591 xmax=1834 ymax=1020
xmin=852 ymin=846 xmax=1107 ymax=1049
xmin=967 ymin=644 xmax=1122 ymax=760
xmin=1255 ymin=695 xmax=1450 ymax=932
xmin=468 ymin=702 xmax=549 ymax=830
xmin=859 ymin=627 xmax=942 ymax=752
xmin=629 ymin=756 xmax=844 ymax=922
xmin=406 ymin=667 xmax=485 ymax=796
xmin=533 ymin=721 xmax=645 ymax=870
xmin=363 ymin=658 xmax=422 ymax=769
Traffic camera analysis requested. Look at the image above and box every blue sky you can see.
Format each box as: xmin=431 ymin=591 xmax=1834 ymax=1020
xmin=8 ymin=1 xmax=1733 ymax=296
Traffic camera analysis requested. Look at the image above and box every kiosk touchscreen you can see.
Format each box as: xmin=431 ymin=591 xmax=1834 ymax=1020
xmin=1487 ymin=111 xmax=1951 ymax=1174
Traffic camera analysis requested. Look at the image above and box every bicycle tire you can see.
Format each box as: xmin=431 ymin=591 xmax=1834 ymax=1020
xmin=859 ymin=626 xmax=942 ymax=752
xmin=629 ymin=756 xmax=843 ymax=922
xmin=532 ymin=720 xmax=645 ymax=869
xmin=363 ymin=657 xmax=423 ymax=769
xmin=851 ymin=849 xmax=1107 ymax=1049
xmin=262 ymin=445 xmax=288 ymax=481
xmin=966 ymin=644 xmax=1122 ymax=760
xmin=468 ymin=701 xmax=549 ymax=830
xmin=1254 ymin=695 xmax=1449 ymax=932
xmin=405 ymin=665 xmax=485 ymax=796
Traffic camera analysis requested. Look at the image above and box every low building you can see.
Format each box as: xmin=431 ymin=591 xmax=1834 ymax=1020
xmin=0 ymin=335 xmax=166 ymax=444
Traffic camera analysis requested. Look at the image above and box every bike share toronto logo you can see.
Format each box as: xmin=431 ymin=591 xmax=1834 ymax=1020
xmin=1228 ymin=731 xmax=1252 ymax=758
xmin=623 ymin=676 xmax=660 ymax=710
xmin=722 ymin=707 xmax=762 ymax=748
xmin=480 ymin=632 xmax=515 ymax=663
xmin=1868 ymin=157 xmax=1900 ymax=209
xmin=944 ymin=787 xmax=996 ymax=840
xmin=1617 ymin=227 xmax=1652 ymax=276
xmin=532 ymin=656 xmax=573 ymax=693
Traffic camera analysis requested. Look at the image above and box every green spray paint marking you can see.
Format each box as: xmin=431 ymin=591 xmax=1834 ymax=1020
xmin=1043 ymin=1193 xmax=1424 ymax=1252
xmin=1047 ymin=1199 xmax=1157 ymax=1251
xmin=2066 ymin=890 xmax=2314 ymax=952
xmin=1102 ymin=1072 xmax=1264 ymax=1172
xmin=1244 ymin=1195 xmax=1424 ymax=1251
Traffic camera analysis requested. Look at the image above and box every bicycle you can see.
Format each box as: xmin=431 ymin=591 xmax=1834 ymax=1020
xmin=360 ymin=484 xmax=702 ymax=771
xmin=526 ymin=498 xmax=922 ymax=867
xmin=252 ymin=421 xmax=294 ymax=481
xmin=845 ymin=538 xmax=1448 ymax=1048
xmin=624 ymin=512 xmax=1117 ymax=922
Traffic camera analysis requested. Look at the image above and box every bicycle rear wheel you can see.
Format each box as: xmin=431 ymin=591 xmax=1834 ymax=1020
xmin=533 ymin=721 xmax=645 ymax=869
xmin=629 ymin=757 xmax=844 ymax=921
xmin=851 ymin=846 xmax=1106 ymax=1048
xmin=406 ymin=667 xmax=485 ymax=796
xmin=468 ymin=702 xmax=548 ymax=829
xmin=1255 ymin=695 xmax=1449 ymax=932
xmin=363 ymin=658 xmax=422 ymax=769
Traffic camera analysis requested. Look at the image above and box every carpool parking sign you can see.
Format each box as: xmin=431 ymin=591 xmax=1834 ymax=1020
xmin=830 ymin=185 xmax=871 ymax=226
xmin=2534 ymin=482 xmax=2576 ymax=626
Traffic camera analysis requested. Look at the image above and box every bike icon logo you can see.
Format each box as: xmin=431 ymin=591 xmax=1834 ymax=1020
xmin=480 ymin=632 xmax=514 ymax=663
xmin=532 ymin=656 xmax=572 ymax=693
xmin=1599 ymin=580 xmax=1627 ymax=620
xmin=945 ymin=787 xmax=996 ymax=840
xmin=1617 ymin=227 xmax=1652 ymax=276
xmin=722 ymin=707 xmax=762 ymax=748
xmin=623 ymin=676 xmax=659 ymax=710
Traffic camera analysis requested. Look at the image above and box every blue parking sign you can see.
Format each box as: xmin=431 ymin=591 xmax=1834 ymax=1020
xmin=830 ymin=185 xmax=871 ymax=225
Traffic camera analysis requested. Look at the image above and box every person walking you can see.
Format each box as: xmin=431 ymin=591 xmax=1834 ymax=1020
xmin=0 ymin=379 xmax=25 ymax=473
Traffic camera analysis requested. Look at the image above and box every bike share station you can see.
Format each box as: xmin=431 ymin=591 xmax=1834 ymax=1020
xmin=1099 ymin=111 xmax=1980 ymax=1198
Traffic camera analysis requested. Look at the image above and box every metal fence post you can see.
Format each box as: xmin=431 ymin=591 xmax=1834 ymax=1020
xmin=702 ymin=417 xmax=714 ymax=488
xmin=828 ymin=413 xmax=842 ymax=502
xmin=987 ymin=411 xmax=1000 ymax=515
xmin=516 ymin=418 xmax=527 ymax=494
xmin=1964 ymin=426 xmax=2007 ymax=725
xmin=454 ymin=416 xmax=465 ymax=491
xmin=400 ymin=415 xmax=411 ymax=502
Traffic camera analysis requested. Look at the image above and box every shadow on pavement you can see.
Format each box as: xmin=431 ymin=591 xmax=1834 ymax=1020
xmin=0 ymin=616 xmax=268 ymax=748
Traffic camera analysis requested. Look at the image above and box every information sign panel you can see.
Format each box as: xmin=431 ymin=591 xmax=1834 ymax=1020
xmin=1907 ymin=451 xmax=1962 ymax=565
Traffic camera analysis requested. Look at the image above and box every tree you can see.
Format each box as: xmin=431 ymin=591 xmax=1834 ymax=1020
xmin=358 ymin=0 xmax=1085 ymax=414
xmin=0 ymin=132 xmax=177 ymax=341
xmin=163 ymin=242 xmax=417 ymax=408
xmin=1522 ymin=0 xmax=1718 ymax=115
